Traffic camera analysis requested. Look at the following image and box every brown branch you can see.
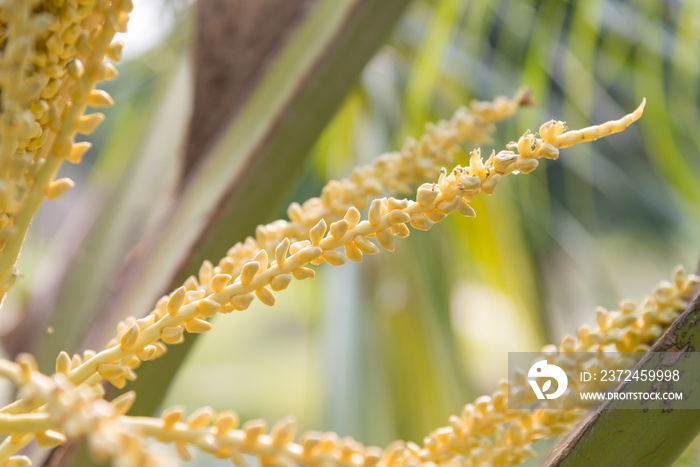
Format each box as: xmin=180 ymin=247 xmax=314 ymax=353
xmin=183 ymin=0 xmax=315 ymax=179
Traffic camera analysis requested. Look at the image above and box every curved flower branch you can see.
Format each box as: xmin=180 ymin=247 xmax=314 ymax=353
xmin=0 ymin=266 xmax=693 ymax=467
xmin=0 ymin=101 xmax=645 ymax=464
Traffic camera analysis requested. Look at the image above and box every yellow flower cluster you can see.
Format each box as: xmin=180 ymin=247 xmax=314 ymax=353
xmin=0 ymin=2 xmax=678 ymax=467
xmin=0 ymin=355 xmax=168 ymax=466
xmin=511 ymin=267 xmax=698 ymax=409
xmin=417 ymin=266 xmax=698 ymax=467
xmin=0 ymin=102 xmax=647 ymax=465
xmin=0 ymin=268 xmax=692 ymax=467
xmin=37 ymin=89 xmax=530 ymax=390
xmin=210 ymin=88 xmax=532 ymax=288
xmin=0 ymin=0 xmax=131 ymax=301
xmin=74 ymin=100 xmax=644 ymax=393
xmin=140 ymin=259 xmax=694 ymax=467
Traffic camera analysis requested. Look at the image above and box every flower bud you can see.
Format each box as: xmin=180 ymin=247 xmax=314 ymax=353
xmin=539 ymin=119 xmax=567 ymax=143
xmin=515 ymin=157 xmax=539 ymax=174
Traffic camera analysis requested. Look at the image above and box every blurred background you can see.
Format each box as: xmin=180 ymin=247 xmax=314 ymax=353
xmin=5 ymin=0 xmax=700 ymax=465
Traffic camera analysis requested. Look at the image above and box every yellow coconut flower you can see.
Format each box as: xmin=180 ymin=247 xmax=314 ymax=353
xmin=0 ymin=266 xmax=692 ymax=467
xmin=0 ymin=0 xmax=132 ymax=302
xmin=0 ymin=100 xmax=647 ymax=465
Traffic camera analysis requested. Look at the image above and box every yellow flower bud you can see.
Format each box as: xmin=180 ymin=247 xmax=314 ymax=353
xmin=493 ymin=151 xmax=517 ymax=175
xmin=40 ymin=78 xmax=61 ymax=99
xmin=375 ymin=229 xmax=395 ymax=251
xmin=97 ymin=363 xmax=126 ymax=381
xmin=53 ymin=137 xmax=73 ymax=159
xmin=71 ymin=354 xmax=82 ymax=369
xmin=218 ymin=257 xmax=235 ymax=275
xmin=480 ymin=174 xmax=501 ymax=195
xmin=44 ymin=178 xmax=75 ymax=200
xmin=55 ymin=351 xmax=71 ymax=375
xmin=185 ymin=318 xmax=213 ymax=334
xmin=103 ymin=62 xmax=119 ymax=80
xmin=61 ymin=23 xmax=81 ymax=45
xmin=185 ymin=291 xmax=205 ymax=306
xmin=439 ymin=171 xmax=460 ymax=197
xmin=240 ymin=261 xmax=260 ymax=286
xmin=6 ymin=456 xmax=31 ymax=467
xmin=117 ymin=11 xmax=130 ymax=33
xmin=368 ymin=199 xmax=383 ymax=227
xmin=612 ymin=314 xmax=638 ymax=329
xmin=386 ymin=198 xmax=409 ymax=210
xmin=516 ymin=131 xmax=536 ymax=157
xmin=271 ymin=416 xmax=296 ymax=447
xmin=106 ymin=41 xmax=124 ymax=62
xmin=275 ymin=238 xmax=290 ymax=267
xmin=387 ymin=209 xmax=411 ymax=225
xmin=293 ymin=267 xmax=315 ymax=280
xmin=309 ymin=219 xmax=327 ymax=245
xmin=270 ymin=274 xmax=293 ymax=291
xmin=287 ymin=202 xmax=303 ymax=222
xmin=322 ymin=250 xmax=346 ymax=267
xmin=537 ymin=142 xmax=559 ymax=160
xmin=87 ymin=89 xmax=114 ymax=108
xmin=297 ymin=246 xmax=323 ymax=263
xmin=354 ymin=236 xmax=380 ymax=255
xmin=344 ymin=242 xmax=363 ymax=263
xmin=74 ymin=113 xmax=105 ymax=134
xmin=416 ymin=183 xmax=438 ymax=206
xmin=35 ymin=430 xmax=67 ymax=448
xmin=515 ymin=157 xmax=539 ymax=174
xmin=67 ymin=141 xmax=92 ymax=164
xmin=457 ymin=199 xmax=476 ymax=217
xmin=409 ymin=213 xmax=434 ymax=231
xmin=184 ymin=276 xmax=199 ymax=291
xmin=112 ymin=391 xmax=137 ymax=416
xmin=162 ymin=406 xmax=185 ymax=429
xmin=66 ymin=58 xmax=84 ymax=79
xmin=425 ymin=210 xmax=447 ymax=222
xmin=196 ymin=299 xmax=220 ymax=318
xmin=198 ymin=260 xmax=214 ymax=285
xmin=330 ymin=219 xmax=349 ymax=240
xmin=214 ymin=411 xmax=240 ymax=432
xmin=47 ymin=103 xmax=62 ymax=132
xmin=221 ymin=303 xmax=236 ymax=314
xmin=344 ymin=206 xmax=361 ymax=228
xmin=538 ymin=119 xmax=567 ymax=143
xmin=119 ymin=323 xmax=140 ymax=351
xmin=167 ymin=287 xmax=186 ymax=315
xmin=211 ymin=274 xmax=230 ymax=293
xmin=437 ymin=196 xmax=460 ymax=214
xmin=187 ymin=406 xmax=215 ymax=429
xmin=137 ymin=345 xmax=157 ymax=361
xmin=231 ymin=294 xmax=254 ymax=311
xmin=290 ymin=240 xmax=311 ymax=255
xmin=161 ymin=326 xmax=184 ymax=344
xmin=390 ymin=223 xmax=410 ymax=238
xmin=255 ymin=287 xmax=276 ymax=306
